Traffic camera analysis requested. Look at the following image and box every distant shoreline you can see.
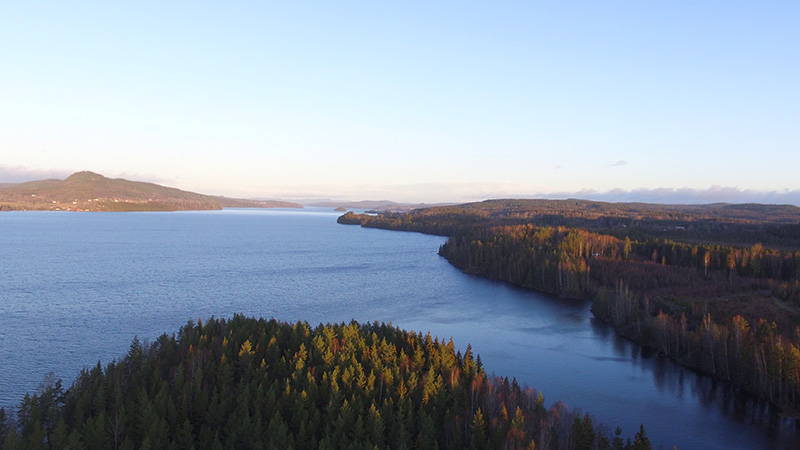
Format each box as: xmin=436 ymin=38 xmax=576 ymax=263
xmin=0 ymin=171 xmax=303 ymax=211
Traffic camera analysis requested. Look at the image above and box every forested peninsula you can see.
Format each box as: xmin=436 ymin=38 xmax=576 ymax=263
xmin=0 ymin=171 xmax=302 ymax=212
xmin=339 ymin=199 xmax=800 ymax=414
xmin=0 ymin=316 xmax=653 ymax=450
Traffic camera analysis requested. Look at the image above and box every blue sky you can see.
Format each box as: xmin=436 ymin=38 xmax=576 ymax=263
xmin=1 ymin=2 xmax=798 ymax=203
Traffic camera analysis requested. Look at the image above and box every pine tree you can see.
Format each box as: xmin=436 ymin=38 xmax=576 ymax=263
xmin=64 ymin=429 xmax=83 ymax=450
xmin=0 ymin=409 xmax=6 ymax=447
xmin=176 ymin=418 xmax=195 ymax=450
xmin=366 ymin=404 xmax=384 ymax=448
xmin=50 ymin=418 xmax=68 ymax=450
xmin=611 ymin=427 xmax=625 ymax=450
xmin=2 ymin=426 xmax=21 ymax=450
xmin=631 ymin=424 xmax=652 ymax=450
xmin=572 ymin=413 xmax=595 ymax=450
xmin=469 ymin=408 xmax=488 ymax=450
xmin=25 ymin=420 xmax=45 ymax=450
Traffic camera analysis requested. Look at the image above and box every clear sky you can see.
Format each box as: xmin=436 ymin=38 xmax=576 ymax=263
xmin=1 ymin=2 xmax=798 ymax=204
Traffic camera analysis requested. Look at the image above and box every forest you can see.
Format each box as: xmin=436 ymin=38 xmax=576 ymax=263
xmin=339 ymin=199 xmax=800 ymax=414
xmin=337 ymin=199 xmax=800 ymax=249
xmin=0 ymin=316 xmax=654 ymax=450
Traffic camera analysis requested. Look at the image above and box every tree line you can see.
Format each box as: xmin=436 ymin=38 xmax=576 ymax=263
xmin=434 ymin=223 xmax=800 ymax=412
xmin=593 ymin=280 xmax=800 ymax=409
xmin=337 ymin=198 xmax=800 ymax=250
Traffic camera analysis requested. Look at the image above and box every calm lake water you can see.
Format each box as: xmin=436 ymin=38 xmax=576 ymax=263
xmin=0 ymin=208 xmax=797 ymax=449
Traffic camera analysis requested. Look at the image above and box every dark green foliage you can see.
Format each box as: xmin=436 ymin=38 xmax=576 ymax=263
xmin=0 ymin=409 xmax=6 ymax=446
xmin=572 ymin=413 xmax=596 ymax=450
xmin=2 ymin=426 xmax=21 ymax=450
xmin=2 ymin=316 xmax=645 ymax=449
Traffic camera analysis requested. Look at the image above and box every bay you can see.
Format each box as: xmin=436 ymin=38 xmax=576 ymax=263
xmin=0 ymin=208 xmax=797 ymax=449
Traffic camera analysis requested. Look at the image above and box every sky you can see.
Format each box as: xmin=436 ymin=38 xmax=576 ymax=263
xmin=1 ymin=2 xmax=798 ymax=204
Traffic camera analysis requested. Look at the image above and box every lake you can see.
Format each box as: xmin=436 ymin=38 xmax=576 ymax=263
xmin=0 ymin=208 xmax=797 ymax=449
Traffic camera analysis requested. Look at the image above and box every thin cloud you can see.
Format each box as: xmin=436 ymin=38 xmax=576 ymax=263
xmin=537 ymin=187 xmax=800 ymax=206
xmin=255 ymin=183 xmax=800 ymax=207
xmin=0 ymin=165 xmax=71 ymax=183
xmin=607 ymin=160 xmax=627 ymax=167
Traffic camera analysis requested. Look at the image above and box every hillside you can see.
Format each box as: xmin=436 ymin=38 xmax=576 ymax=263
xmin=0 ymin=172 xmax=302 ymax=211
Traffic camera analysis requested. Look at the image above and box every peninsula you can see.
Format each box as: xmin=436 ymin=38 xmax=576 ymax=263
xmin=339 ymin=199 xmax=800 ymax=414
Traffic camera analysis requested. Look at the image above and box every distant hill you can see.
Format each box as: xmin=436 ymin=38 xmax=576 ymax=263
xmin=307 ymin=199 xmax=454 ymax=212
xmin=0 ymin=171 xmax=302 ymax=211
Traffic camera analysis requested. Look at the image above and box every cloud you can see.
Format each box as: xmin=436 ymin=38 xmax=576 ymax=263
xmin=253 ymin=182 xmax=800 ymax=207
xmin=532 ymin=186 xmax=800 ymax=207
xmin=0 ymin=165 xmax=71 ymax=183
xmin=272 ymin=182 xmax=546 ymax=205
xmin=0 ymin=166 xmax=175 ymax=188
xmin=607 ymin=160 xmax=627 ymax=167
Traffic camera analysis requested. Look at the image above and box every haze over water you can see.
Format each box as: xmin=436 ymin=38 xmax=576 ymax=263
xmin=1 ymin=208 xmax=797 ymax=449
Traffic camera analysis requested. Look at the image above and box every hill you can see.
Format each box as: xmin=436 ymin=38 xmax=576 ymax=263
xmin=307 ymin=199 xmax=455 ymax=212
xmin=0 ymin=172 xmax=302 ymax=211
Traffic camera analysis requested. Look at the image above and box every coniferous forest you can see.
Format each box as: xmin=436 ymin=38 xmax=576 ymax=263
xmin=339 ymin=199 xmax=800 ymax=414
xmin=0 ymin=316 xmax=652 ymax=450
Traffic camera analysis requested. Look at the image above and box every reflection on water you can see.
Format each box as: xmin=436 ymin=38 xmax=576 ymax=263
xmin=589 ymin=318 xmax=799 ymax=447
xmin=0 ymin=208 xmax=798 ymax=449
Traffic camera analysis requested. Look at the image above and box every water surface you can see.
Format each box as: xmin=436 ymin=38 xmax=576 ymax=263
xmin=0 ymin=208 xmax=797 ymax=449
